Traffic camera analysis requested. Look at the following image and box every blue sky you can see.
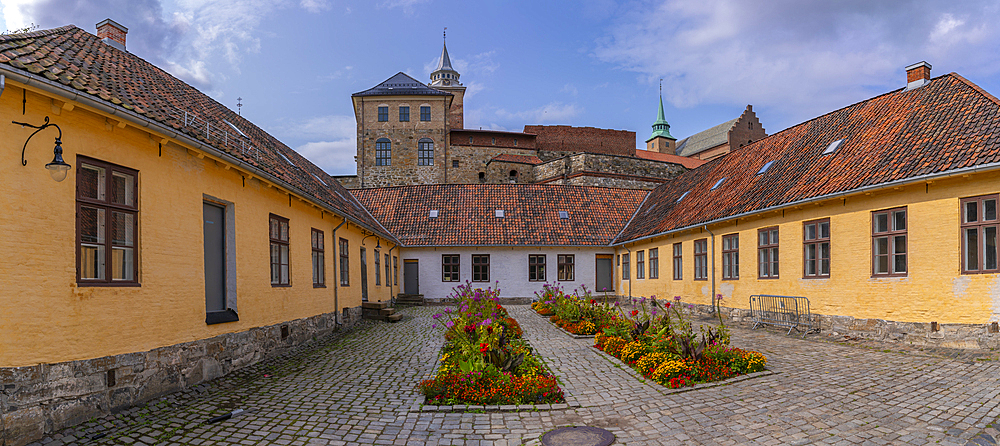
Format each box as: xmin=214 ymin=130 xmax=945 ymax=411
xmin=4 ymin=0 xmax=1000 ymax=175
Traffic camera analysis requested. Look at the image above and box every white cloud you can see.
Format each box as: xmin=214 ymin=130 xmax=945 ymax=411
xmin=1 ymin=0 xmax=33 ymax=30
xmin=594 ymin=0 xmax=1000 ymax=128
xmin=275 ymin=115 xmax=358 ymax=175
xmin=300 ymin=0 xmax=330 ymax=13
xmin=496 ymin=102 xmax=582 ymax=124
xmin=379 ymin=0 xmax=428 ymax=11
xmin=297 ymin=140 xmax=357 ymax=176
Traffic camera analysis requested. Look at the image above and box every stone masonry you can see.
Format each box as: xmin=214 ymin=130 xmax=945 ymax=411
xmin=1 ymin=307 xmax=364 ymax=446
xmin=534 ymin=152 xmax=689 ymax=190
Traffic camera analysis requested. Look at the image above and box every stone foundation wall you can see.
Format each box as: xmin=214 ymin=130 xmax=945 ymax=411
xmin=0 ymin=307 xmax=364 ymax=446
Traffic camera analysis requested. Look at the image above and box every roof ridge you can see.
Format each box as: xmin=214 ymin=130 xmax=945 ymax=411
xmin=0 ymin=24 xmax=77 ymax=42
xmin=949 ymin=72 xmax=1000 ymax=108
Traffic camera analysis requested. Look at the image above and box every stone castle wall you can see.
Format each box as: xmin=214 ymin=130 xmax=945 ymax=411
xmin=1 ymin=307 xmax=364 ymax=446
xmin=446 ymin=145 xmax=537 ymax=184
xmin=354 ymin=96 xmax=450 ymax=187
xmin=533 ymin=153 xmax=688 ymax=189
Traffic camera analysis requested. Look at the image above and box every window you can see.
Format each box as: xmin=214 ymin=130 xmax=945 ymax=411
xmin=269 ymin=215 xmax=290 ymax=286
xmin=649 ymin=248 xmax=659 ymax=279
xmin=722 ymin=234 xmax=739 ymax=280
xmin=385 ymin=253 xmax=391 ymax=287
xmin=418 ymin=138 xmax=434 ymax=166
xmin=377 ymin=106 xmax=388 ymax=122
xmin=558 ymin=255 xmax=575 ymax=281
xmin=312 ymin=229 xmax=325 ymax=287
xmin=420 ymin=106 xmax=431 ymax=121
xmin=472 ymin=255 xmax=490 ymax=282
xmin=339 ymin=238 xmax=349 ymax=286
xmin=77 ymin=157 xmax=138 ymax=285
xmin=636 ymin=250 xmax=645 ymax=279
xmin=399 ymin=106 xmax=410 ymax=122
xmin=452 ymin=160 xmax=459 ymax=168
xmin=375 ymin=138 xmax=391 ymax=166
xmin=694 ymin=239 xmax=708 ymax=280
xmin=962 ymin=195 xmax=999 ymax=274
xmin=469 ymin=136 xmax=474 ymax=144
xmin=711 ymin=178 xmax=726 ymax=190
xmin=804 ymin=219 xmax=831 ymax=278
xmin=374 ymin=249 xmax=381 ymax=286
xmin=442 ymin=255 xmax=460 ymax=282
xmin=872 ymin=208 xmax=907 ymax=276
xmin=393 ymin=256 xmax=398 ymax=285
xmin=622 ymin=253 xmax=630 ymax=280
xmin=672 ymin=243 xmax=682 ymax=280
xmin=528 ymin=255 xmax=546 ymax=281
xmin=758 ymin=227 xmax=779 ymax=279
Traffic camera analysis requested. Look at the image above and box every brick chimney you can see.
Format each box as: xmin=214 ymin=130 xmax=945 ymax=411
xmin=96 ymin=19 xmax=127 ymax=51
xmin=905 ymin=61 xmax=931 ymax=90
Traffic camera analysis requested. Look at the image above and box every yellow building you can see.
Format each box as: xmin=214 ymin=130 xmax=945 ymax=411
xmin=614 ymin=62 xmax=1000 ymax=342
xmin=0 ymin=23 xmax=397 ymax=444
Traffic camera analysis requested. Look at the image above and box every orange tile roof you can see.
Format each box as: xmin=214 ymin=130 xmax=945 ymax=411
xmin=0 ymin=26 xmax=391 ymax=239
xmin=617 ymin=73 xmax=1000 ymax=244
xmin=633 ymin=150 xmax=707 ymax=169
xmin=353 ymin=184 xmax=648 ymax=246
xmin=489 ymin=154 xmax=543 ymax=165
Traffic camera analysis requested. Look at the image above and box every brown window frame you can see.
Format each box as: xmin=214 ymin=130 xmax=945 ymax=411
xmin=622 ymin=253 xmax=630 ymax=280
xmin=558 ymin=254 xmax=575 ymax=281
xmin=636 ymin=250 xmax=645 ymax=279
xmin=672 ymin=243 xmax=682 ymax=280
xmin=649 ymin=248 xmax=659 ymax=279
xmin=758 ymin=227 xmax=779 ymax=279
xmin=872 ymin=207 xmax=907 ymax=277
xmin=312 ymin=228 xmax=325 ymax=287
xmin=693 ymin=239 xmax=708 ymax=281
xmin=385 ymin=253 xmax=392 ymax=287
xmin=374 ymin=249 xmax=381 ymax=286
xmin=442 ymin=254 xmax=460 ymax=282
xmin=472 ymin=254 xmax=490 ymax=282
xmin=803 ymin=219 xmax=831 ymax=278
xmin=393 ymin=256 xmax=398 ymax=286
xmin=722 ymin=234 xmax=739 ymax=280
xmin=528 ymin=254 xmax=546 ymax=282
xmin=270 ymin=214 xmax=290 ymax=286
xmin=961 ymin=195 xmax=999 ymax=274
xmin=76 ymin=156 xmax=140 ymax=286
xmin=339 ymin=238 xmax=350 ymax=286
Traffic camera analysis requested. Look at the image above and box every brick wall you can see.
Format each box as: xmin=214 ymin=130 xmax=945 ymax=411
xmin=727 ymin=105 xmax=767 ymax=151
xmin=524 ymin=125 xmax=636 ymax=157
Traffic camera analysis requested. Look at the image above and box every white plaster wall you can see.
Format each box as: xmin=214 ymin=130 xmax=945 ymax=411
xmin=399 ymin=247 xmax=615 ymax=300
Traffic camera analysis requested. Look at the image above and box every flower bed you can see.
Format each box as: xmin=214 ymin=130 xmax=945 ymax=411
xmin=535 ymin=286 xmax=767 ymax=389
xmin=420 ymin=283 xmax=565 ymax=406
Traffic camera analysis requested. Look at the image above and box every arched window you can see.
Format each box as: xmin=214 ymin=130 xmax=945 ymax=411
xmin=418 ymin=138 xmax=434 ymax=166
xmin=509 ymin=170 xmax=518 ymax=183
xmin=478 ymin=172 xmax=486 ymax=183
xmin=375 ymin=138 xmax=391 ymax=166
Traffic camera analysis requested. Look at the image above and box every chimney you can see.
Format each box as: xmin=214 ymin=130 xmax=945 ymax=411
xmin=96 ymin=19 xmax=127 ymax=51
xmin=904 ymin=61 xmax=931 ymax=90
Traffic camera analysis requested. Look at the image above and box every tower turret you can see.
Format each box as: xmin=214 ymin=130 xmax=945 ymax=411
xmin=646 ymin=88 xmax=677 ymax=154
xmin=429 ymin=28 xmax=466 ymax=129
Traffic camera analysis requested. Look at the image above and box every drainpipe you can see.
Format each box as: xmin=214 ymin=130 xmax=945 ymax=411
xmin=0 ymin=74 xmax=5 ymax=98
xmin=388 ymin=244 xmax=397 ymax=305
xmin=703 ymin=225 xmax=716 ymax=313
xmin=332 ymin=217 xmax=347 ymax=325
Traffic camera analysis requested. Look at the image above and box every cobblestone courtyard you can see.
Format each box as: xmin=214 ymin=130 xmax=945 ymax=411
xmin=29 ymin=306 xmax=1000 ymax=446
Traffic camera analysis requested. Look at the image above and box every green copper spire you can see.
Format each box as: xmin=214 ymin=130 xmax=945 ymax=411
xmin=646 ymin=93 xmax=675 ymax=142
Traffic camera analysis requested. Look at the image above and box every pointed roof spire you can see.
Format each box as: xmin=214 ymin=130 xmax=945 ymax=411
xmin=647 ymin=80 xmax=675 ymax=142
xmin=430 ymin=28 xmax=461 ymax=87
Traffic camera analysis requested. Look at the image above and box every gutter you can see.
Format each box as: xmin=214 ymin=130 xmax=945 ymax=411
xmin=0 ymin=66 xmax=395 ymax=243
xmin=614 ymin=161 xmax=1000 ymax=246
xmin=332 ymin=217 xmax=347 ymax=325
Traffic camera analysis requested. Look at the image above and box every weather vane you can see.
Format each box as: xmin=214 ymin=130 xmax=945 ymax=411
xmin=237 ymin=97 xmax=243 ymax=116
xmin=659 ymin=78 xmax=662 ymax=95
xmin=444 ymin=27 xmax=447 ymax=41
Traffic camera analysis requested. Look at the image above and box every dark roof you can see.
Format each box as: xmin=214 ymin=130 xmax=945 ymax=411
xmin=353 ymin=184 xmax=648 ymax=247
xmin=616 ymin=73 xmax=1000 ymax=244
xmin=0 ymin=25 xmax=391 ymax=238
xmin=489 ymin=154 xmax=543 ymax=165
xmin=352 ymin=72 xmax=452 ymax=97
xmin=675 ymin=118 xmax=737 ymax=157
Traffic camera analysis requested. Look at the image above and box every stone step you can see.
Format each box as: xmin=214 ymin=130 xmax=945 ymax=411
xmin=379 ymin=307 xmax=396 ymax=316
xmin=387 ymin=313 xmax=404 ymax=323
xmin=395 ymin=294 xmax=425 ymax=306
xmin=361 ymin=301 xmax=388 ymax=310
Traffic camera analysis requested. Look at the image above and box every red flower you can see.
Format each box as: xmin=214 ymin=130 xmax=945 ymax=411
xmin=479 ymin=342 xmax=490 ymax=352
xmin=589 ymin=299 xmax=596 ymax=305
xmin=630 ymin=310 xmax=639 ymax=317
xmin=665 ymin=302 xmax=671 ymax=308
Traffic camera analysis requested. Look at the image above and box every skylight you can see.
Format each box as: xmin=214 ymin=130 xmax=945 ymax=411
xmin=277 ymin=151 xmax=295 ymax=166
xmin=495 ymin=209 xmax=505 ymax=218
xmin=429 ymin=210 xmax=439 ymax=218
xmin=223 ymin=119 xmax=247 ymax=137
xmin=757 ymin=160 xmax=775 ymax=175
xmin=676 ymin=191 xmax=690 ymax=203
xmin=558 ymin=211 xmax=569 ymax=219
xmin=711 ymin=178 xmax=726 ymax=190
xmin=311 ymin=172 xmax=328 ymax=187
xmin=822 ymin=139 xmax=844 ymax=155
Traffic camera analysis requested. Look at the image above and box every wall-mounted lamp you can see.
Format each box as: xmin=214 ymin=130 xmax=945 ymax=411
xmin=13 ymin=116 xmax=71 ymax=182
xmin=362 ymin=234 xmax=382 ymax=250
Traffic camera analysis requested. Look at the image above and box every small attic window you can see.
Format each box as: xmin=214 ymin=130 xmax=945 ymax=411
xmin=558 ymin=211 xmax=569 ymax=219
xmin=495 ymin=209 xmax=505 ymax=218
xmin=277 ymin=151 xmax=295 ymax=166
xmin=676 ymin=191 xmax=690 ymax=203
xmin=429 ymin=210 xmax=439 ymax=218
xmin=311 ymin=172 xmax=329 ymax=186
xmin=711 ymin=178 xmax=726 ymax=190
xmin=757 ymin=160 xmax=775 ymax=175
xmin=822 ymin=139 xmax=844 ymax=155
xmin=223 ymin=119 xmax=247 ymax=137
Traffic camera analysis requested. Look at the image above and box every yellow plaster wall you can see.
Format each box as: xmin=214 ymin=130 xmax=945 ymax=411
xmin=618 ymin=173 xmax=1000 ymax=325
xmin=0 ymin=83 xmax=397 ymax=367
